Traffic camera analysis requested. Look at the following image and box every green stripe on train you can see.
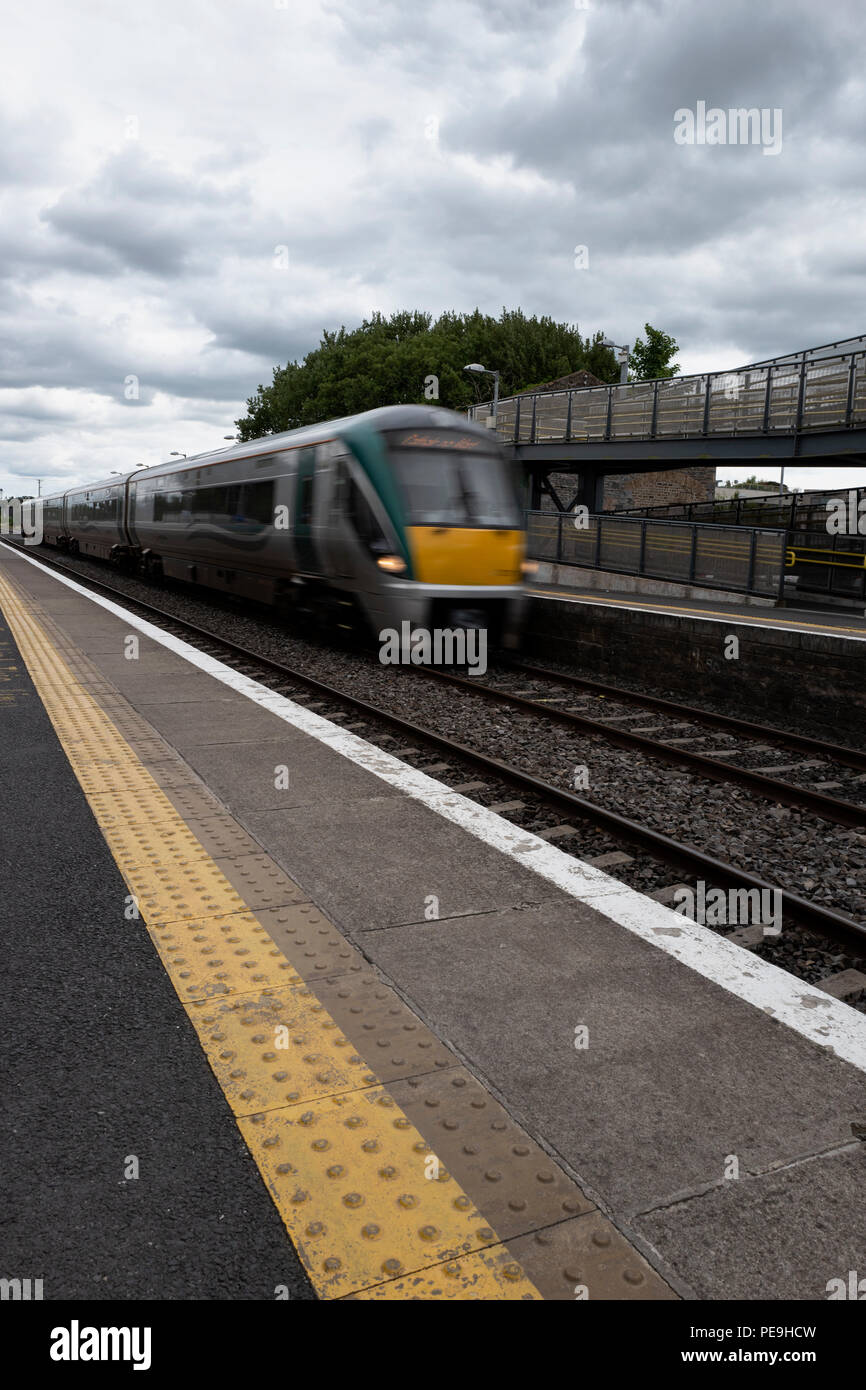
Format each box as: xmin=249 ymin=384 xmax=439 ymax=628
xmin=342 ymin=421 xmax=413 ymax=579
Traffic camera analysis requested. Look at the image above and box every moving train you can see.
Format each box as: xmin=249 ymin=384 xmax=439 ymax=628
xmin=40 ymin=405 xmax=530 ymax=646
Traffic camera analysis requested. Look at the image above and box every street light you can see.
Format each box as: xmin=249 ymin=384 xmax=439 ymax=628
xmin=170 ymin=451 xmax=187 ymax=458
xmin=603 ymin=338 xmax=630 ymax=385
xmin=224 ymin=435 xmax=239 ymax=442
xmin=463 ymin=363 xmax=500 ymax=424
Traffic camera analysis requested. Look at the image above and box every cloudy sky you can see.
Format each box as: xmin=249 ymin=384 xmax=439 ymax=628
xmin=3 ymin=0 xmax=865 ymax=498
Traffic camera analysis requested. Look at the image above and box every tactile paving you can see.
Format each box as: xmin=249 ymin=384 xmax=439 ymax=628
xmin=238 ymin=1086 xmax=542 ymax=1300
xmin=174 ymin=812 xmax=264 ymax=860
xmin=388 ymin=1068 xmax=595 ymax=1238
xmin=151 ymin=910 xmax=300 ymax=999
xmin=348 ymin=1245 xmax=538 ymax=1300
xmin=503 ymin=1212 xmax=677 ymax=1300
xmin=315 ymin=971 xmax=457 ymax=1081
xmin=256 ymin=904 xmax=368 ymax=979
xmin=186 ymin=986 xmax=378 ymax=1114
xmin=214 ymin=853 xmax=309 ymax=913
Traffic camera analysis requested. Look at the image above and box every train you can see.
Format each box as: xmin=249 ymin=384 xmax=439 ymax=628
xmin=40 ymin=405 xmax=530 ymax=647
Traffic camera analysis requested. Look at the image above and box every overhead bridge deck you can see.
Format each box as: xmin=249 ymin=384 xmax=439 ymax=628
xmin=469 ymin=335 xmax=866 ymax=481
xmin=2 ymin=540 xmax=865 ymax=1302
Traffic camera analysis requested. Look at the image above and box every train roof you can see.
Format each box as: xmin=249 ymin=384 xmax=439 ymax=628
xmin=42 ymin=404 xmax=496 ymax=501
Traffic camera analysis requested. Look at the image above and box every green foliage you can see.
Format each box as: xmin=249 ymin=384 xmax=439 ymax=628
xmin=235 ymin=309 xmax=622 ymax=439
xmin=628 ymin=323 xmax=681 ymax=381
xmin=721 ymin=475 xmax=788 ymax=492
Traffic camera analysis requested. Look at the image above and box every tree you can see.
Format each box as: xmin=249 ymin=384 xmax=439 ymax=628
xmin=629 ymin=324 xmax=681 ymax=381
xmin=234 ymin=309 xmax=623 ymax=439
xmin=723 ymin=475 xmax=788 ymax=492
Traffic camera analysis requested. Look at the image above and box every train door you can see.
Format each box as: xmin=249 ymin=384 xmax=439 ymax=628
xmin=293 ymin=449 xmax=318 ymax=573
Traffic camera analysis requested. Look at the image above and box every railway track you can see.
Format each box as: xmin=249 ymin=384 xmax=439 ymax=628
xmin=410 ymin=663 xmax=866 ymax=831
xmin=5 ymin=537 xmax=865 ymax=964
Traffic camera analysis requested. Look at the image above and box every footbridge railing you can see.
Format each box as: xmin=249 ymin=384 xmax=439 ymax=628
xmin=470 ymin=336 xmax=866 ymax=447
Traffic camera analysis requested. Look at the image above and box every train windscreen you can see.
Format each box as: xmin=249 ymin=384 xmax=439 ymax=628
xmin=384 ymin=429 xmax=522 ymax=528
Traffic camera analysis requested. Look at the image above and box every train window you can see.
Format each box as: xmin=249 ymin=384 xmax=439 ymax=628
xmin=92 ymin=493 xmax=118 ymax=520
xmin=384 ymin=431 xmax=522 ymax=529
xmin=346 ymin=478 xmax=386 ymax=547
xmin=241 ymin=480 xmax=275 ymax=525
xmin=298 ymin=475 xmax=314 ymax=527
xmin=154 ymin=490 xmax=184 ymax=521
xmin=331 ymin=461 xmax=347 ymax=514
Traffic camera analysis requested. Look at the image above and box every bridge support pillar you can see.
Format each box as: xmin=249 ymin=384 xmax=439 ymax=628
xmin=577 ymin=472 xmax=605 ymax=512
xmin=526 ymin=469 xmax=605 ymax=512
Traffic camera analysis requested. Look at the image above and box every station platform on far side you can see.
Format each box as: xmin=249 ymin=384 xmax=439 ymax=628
xmin=529 ymin=580 xmax=866 ymax=639
xmin=2 ymin=538 xmax=865 ymax=1302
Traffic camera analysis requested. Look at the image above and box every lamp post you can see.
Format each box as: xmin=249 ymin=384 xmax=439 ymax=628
xmin=170 ymin=451 xmax=187 ymax=459
xmin=463 ymin=363 xmax=500 ymax=425
xmin=603 ymin=344 xmax=631 ymax=389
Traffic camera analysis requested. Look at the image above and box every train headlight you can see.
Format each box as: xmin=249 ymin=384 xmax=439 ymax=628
xmin=376 ymin=554 xmax=407 ymax=574
xmin=521 ymin=559 xmax=538 ymax=576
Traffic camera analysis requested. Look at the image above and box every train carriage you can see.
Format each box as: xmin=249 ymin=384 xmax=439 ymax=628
xmin=41 ymin=405 xmax=529 ymax=646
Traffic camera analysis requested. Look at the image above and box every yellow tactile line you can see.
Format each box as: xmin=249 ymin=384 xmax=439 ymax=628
xmin=0 ymin=571 xmax=541 ymax=1301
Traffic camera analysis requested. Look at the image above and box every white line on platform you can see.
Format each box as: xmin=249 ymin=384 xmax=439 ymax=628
xmin=531 ymin=587 xmax=866 ymax=640
xmin=8 ymin=541 xmax=866 ymax=1074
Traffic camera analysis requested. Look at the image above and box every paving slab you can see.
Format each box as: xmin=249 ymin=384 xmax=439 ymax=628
xmin=635 ymin=1146 xmax=866 ymax=1301
xmin=174 ymin=734 xmax=396 ymax=814
xmin=358 ymin=900 xmax=866 ymax=1216
xmin=134 ymin=695 xmax=287 ymax=746
xmin=242 ymin=796 xmax=567 ymax=932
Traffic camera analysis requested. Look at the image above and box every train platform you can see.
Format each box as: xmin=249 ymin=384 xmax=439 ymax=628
xmin=530 ymin=580 xmax=866 ymax=639
xmin=2 ymin=538 xmax=866 ymax=1304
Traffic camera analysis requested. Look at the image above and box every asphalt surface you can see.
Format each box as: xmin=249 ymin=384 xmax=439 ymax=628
xmin=0 ymin=611 xmax=314 ymax=1300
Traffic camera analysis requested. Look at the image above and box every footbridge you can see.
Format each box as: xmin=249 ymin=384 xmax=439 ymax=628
xmin=468 ymin=335 xmax=866 ymax=509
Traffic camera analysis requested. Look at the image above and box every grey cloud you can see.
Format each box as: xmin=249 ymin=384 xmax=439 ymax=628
xmin=2 ymin=0 xmax=865 ymax=493
xmin=41 ymin=146 xmax=252 ymax=276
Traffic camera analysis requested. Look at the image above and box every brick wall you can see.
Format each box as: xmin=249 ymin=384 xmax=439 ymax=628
xmin=537 ymin=465 xmax=716 ymax=512
xmin=602 ymin=466 xmax=716 ymax=511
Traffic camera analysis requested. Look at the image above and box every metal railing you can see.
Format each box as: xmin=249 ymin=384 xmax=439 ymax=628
xmin=613 ymin=484 xmax=866 ymax=531
xmin=470 ymin=336 xmax=866 ymax=445
xmin=527 ymin=511 xmax=787 ymax=598
xmin=607 ymin=486 xmax=866 ymax=602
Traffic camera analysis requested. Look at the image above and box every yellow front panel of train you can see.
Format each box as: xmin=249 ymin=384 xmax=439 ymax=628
xmin=406 ymin=527 xmax=524 ymax=585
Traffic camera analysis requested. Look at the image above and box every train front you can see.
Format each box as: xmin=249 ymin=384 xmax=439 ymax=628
xmin=374 ymin=421 xmax=529 ymax=650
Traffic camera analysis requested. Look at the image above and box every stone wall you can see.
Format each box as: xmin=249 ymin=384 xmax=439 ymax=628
xmin=601 ymin=465 xmax=716 ymax=511
xmin=537 ymin=464 xmax=716 ymax=513
xmin=526 ymin=595 xmax=866 ymax=738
